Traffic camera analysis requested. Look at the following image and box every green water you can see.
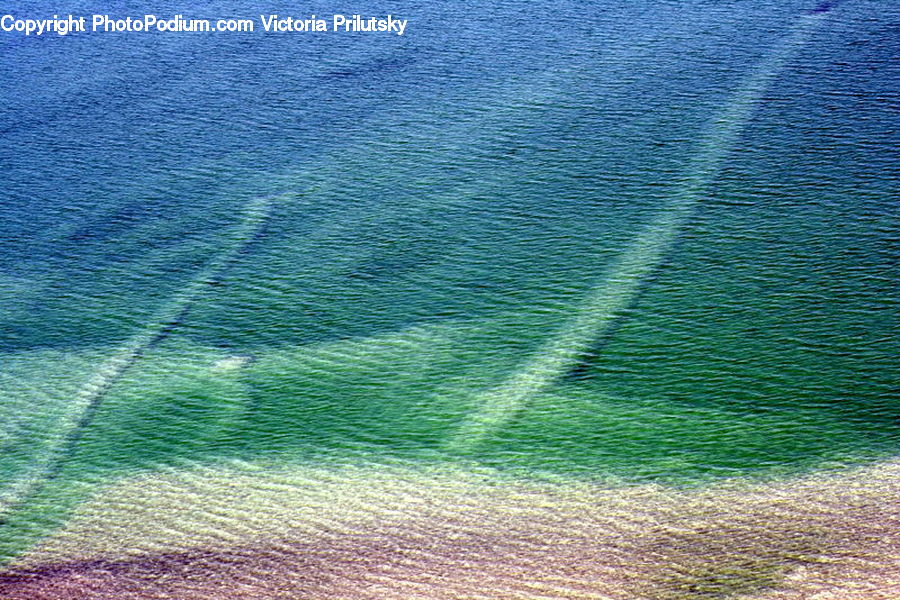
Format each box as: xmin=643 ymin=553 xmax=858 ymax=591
xmin=1 ymin=0 xmax=897 ymax=565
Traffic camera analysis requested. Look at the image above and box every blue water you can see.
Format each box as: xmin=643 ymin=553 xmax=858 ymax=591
xmin=1 ymin=0 xmax=898 ymax=561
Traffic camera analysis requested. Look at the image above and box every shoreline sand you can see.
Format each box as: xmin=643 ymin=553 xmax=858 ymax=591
xmin=2 ymin=457 xmax=897 ymax=599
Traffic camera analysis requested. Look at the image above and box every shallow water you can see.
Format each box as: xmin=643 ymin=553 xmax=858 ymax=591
xmin=1 ymin=0 xmax=897 ymax=567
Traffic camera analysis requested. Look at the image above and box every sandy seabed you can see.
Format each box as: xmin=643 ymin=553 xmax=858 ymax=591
xmin=1 ymin=457 xmax=897 ymax=599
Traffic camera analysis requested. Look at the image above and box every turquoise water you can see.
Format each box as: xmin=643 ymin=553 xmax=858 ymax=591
xmin=1 ymin=0 xmax=897 ymax=561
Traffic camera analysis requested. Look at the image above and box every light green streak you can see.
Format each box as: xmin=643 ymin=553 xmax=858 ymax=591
xmin=448 ymin=12 xmax=830 ymax=451
xmin=0 ymin=195 xmax=276 ymax=521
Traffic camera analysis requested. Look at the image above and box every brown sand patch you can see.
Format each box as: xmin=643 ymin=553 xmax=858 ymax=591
xmin=1 ymin=459 xmax=898 ymax=599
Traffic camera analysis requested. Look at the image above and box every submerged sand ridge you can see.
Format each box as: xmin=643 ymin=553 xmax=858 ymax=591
xmin=1 ymin=457 xmax=897 ymax=599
